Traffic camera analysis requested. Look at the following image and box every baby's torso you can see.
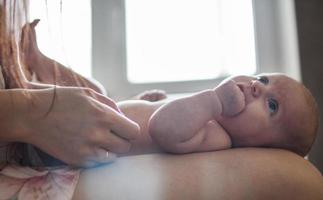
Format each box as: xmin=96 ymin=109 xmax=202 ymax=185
xmin=117 ymin=100 xmax=165 ymax=155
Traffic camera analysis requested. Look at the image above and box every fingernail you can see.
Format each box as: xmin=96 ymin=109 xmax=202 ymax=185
xmin=106 ymin=151 xmax=117 ymax=160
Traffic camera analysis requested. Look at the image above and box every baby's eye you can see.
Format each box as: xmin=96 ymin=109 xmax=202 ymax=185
xmin=256 ymin=76 xmax=269 ymax=85
xmin=268 ymin=98 xmax=279 ymax=115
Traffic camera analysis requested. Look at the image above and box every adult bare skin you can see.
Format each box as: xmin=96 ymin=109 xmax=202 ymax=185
xmin=73 ymin=148 xmax=323 ymax=200
xmin=0 ymin=10 xmax=141 ymax=168
xmin=0 ymin=87 xmax=140 ymax=167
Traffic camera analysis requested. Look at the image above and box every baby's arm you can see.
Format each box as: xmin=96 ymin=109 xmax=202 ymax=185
xmin=186 ymin=120 xmax=231 ymax=153
xmin=148 ymin=89 xmax=231 ymax=153
xmin=149 ymin=80 xmax=244 ymax=154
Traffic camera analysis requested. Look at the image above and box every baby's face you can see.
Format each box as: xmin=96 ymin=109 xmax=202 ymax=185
xmin=215 ymin=73 xmax=307 ymax=147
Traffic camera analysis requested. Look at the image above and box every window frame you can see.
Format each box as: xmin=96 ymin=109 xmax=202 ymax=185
xmin=91 ymin=0 xmax=300 ymax=100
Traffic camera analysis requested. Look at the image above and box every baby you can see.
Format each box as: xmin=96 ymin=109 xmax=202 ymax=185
xmin=18 ymin=20 xmax=318 ymax=166
xmin=118 ymin=73 xmax=319 ymax=157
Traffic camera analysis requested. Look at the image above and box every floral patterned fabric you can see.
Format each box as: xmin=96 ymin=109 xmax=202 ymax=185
xmin=0 ymin=165 xmax=80 ymax=200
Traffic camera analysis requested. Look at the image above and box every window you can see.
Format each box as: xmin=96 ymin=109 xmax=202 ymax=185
xmin=92 ymin=0 xmax=301 ymax=100
xmin=29 ymin=0 xmax=91 ymax=77
xmin=125 ymin=0 xmax=256 ymax=83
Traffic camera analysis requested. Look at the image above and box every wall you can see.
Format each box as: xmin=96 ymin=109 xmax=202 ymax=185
xmin=294 ymin=0 xmax=323 ymax=173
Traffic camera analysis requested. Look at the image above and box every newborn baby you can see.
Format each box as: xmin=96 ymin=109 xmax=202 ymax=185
xmin=20 ymin=19 xmax=318 ymax=161
xmin=119 ymin=73 xmax=319 ymax=157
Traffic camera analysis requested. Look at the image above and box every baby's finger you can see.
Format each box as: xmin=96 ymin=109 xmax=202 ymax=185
xmin=99 ymin=130 xmax=132 ymax=153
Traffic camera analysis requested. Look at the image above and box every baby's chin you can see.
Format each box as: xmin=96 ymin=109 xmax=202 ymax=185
xmin=216 ymin=79 xmax=246 ymax=117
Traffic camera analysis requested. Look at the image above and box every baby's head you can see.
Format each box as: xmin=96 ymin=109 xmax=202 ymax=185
xmin=216 ymin=73 xmax=319 ymax=156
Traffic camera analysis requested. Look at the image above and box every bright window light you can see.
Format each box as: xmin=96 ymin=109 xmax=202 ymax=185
xmin=125 ymin=0 xmax=256 ymax=83
xmin=29 ymin=0 xmax=91 ymax=77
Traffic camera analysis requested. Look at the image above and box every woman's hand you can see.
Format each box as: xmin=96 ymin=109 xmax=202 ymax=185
xmin=19 ymin=87 xmax=140 ymax=167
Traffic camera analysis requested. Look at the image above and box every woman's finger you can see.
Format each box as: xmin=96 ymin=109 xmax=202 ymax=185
xmin=84 ymin=88 xmax=121 ymax=113
xmin=98 ymin=130 xmax=132 ymax=153
xmin=71 ymin=149 xmax=117 ymax=168
xmin=104 ymin=109 xmax=140 ymax=141
xmin=91 ymin=148 xmax=117 ymax=164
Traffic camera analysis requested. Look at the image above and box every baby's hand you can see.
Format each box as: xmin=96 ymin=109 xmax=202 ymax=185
xmin=214 ymin=79 xmax=245 ymax=117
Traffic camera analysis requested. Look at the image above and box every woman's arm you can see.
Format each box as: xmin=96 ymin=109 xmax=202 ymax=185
xmin=73 ymin=148 xmax=323 ymax=200
xmin=0 ymin=87 xmax=140 ymax=167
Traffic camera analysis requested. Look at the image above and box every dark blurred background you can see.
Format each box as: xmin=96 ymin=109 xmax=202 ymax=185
xmin=295 ymin=0 xmax=323 ymax=173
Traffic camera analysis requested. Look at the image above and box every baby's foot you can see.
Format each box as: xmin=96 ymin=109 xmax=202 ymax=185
xmin=133 ymin=89 xmax=167 ymax=102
